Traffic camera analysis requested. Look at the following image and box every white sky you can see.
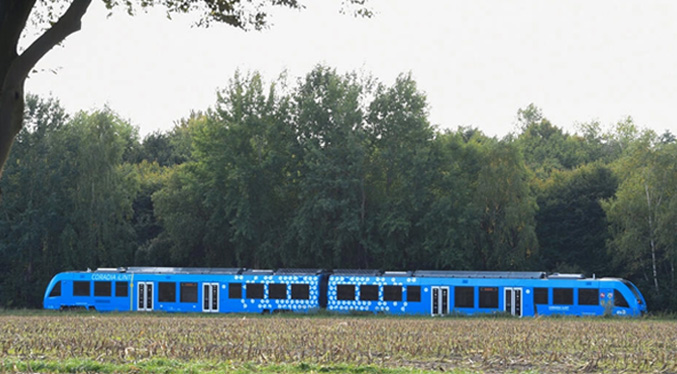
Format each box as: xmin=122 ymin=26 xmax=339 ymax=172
xmin=23 ymin=0 xmax=677 ymax=139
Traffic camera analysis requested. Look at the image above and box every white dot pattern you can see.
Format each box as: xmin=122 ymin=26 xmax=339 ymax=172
xmin=327 ymin=277 xmax=418 ymax=314
xmin=237 ymin=275 xmax=320 ymax=312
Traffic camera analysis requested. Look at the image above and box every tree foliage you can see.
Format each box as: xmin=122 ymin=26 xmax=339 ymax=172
xmin=0 ymin=96 xmax=138 ymax=306
xmin=2 ymin=74 xmax=677 ymax=312
xmin=602 ymin=132 xmax=677 ymax=308
xmin=536 ymin=164 xmax=617 ymax=274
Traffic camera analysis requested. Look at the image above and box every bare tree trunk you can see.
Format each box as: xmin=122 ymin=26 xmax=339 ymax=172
xmin=645 ymin=183 xmax=660 ymax=294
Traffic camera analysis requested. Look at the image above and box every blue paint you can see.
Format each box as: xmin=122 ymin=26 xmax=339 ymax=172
xmin=43 ymin=268 xmax=647 ymax=317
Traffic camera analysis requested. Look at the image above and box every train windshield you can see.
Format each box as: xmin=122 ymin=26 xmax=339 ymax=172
xmin=48 ymin=281 xmax=61 ymax=297
xmin=621 ymin=280 xmax=644 ymax=304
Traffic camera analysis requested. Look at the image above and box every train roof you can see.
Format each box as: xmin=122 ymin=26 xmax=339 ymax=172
xmin=90 ymin=267 xmax=330 ymax=276
xmin=332 ymin=269 xmax=383 ymax=276
xmin=97 ymin=267 xmax=244 ymax=275
xmin=546 ymin=273 xmax=586 ymax=279
xmin=412 ymin=270 xmax=548 ymax=279
xmin=274 ymin=268 xmax=326 ymax=275
xmin=86 ymin=267 xmax=592 ymax=280
xmin=240 ymin=269 xmax=274 ymax=275
xmin=382 ymin=270 xmax=414 ymax=277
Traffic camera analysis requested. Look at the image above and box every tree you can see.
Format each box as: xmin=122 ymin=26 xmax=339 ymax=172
xmin=194 ymin=72 xmax=296 ymax=267
xmin=418 ymin=129 xmax=481 ymax=270
xmin=1 ymin=0 xmax=91 ymax=188
xmin=536 ymin=164 xmax=617 ymax=274
xmin=0 ymin=97 xmax=139 ymax=307
xmin=515 ymin=104 xmax=588 ymax=178
xmin=365 ymin=73 xmax=435 ymax=269
xmin=0 ymin=0 xmax=371 ymax=196
xmin=152 ymin=161 xmax=213 ymax=266
xmin=0 ymin=94 xmax=70 ymax=307
xmin=126 ymin=160 xmax=165 ymax=264
xmin=470 ymin=139 xmax=538 ymax=270
xmin=290 ymin=66 xmax=369 ymax=268
xmin=603 ymin=133 xmax=677 ymax=304
xmin=65 ymin=108 xmax=139 ymax=266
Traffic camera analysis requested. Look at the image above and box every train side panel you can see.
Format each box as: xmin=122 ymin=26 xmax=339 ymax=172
xmin=45 ymin=270 xmax=325 ymax=314
xmin=326 ymin=275 xmax=647 ymax=317
xmin=43 ymin=271 xmax=133 ymax=311
xmin=327 ymin=273 xmax=424 ymax=315
xmin=44 ymin=268 xmax=647 ymax=317
xmin=226 ymin=273 xmax=324 ymax=313
xmin=327 ymin=274 xmax=540 ymax=316
xmin=532 ymin=279 xmax=645 ymax=317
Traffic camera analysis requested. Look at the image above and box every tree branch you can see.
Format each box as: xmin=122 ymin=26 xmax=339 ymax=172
xmin=10 ymin=0 xmax=92 ymax=83
xmin=0 ymin=0 xmax=37 ymax=75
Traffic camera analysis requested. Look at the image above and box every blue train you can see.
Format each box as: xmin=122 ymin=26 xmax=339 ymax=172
xmin=43 ymin=267 xmax=647 ymax=317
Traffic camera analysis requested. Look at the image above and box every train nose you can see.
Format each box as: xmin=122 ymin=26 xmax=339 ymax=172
xmin=637 ymin=301 xmax=648 ymax=315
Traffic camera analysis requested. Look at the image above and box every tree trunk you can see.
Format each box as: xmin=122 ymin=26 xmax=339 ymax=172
xmin=644 ymin=183 xmax=660 ymax=294
xmin=0 ymin=0 xmax=35 ymax=183
xmin=0 ymin=0 xmax=92 ymax=193
xmin=0 ymin=85 xmax=24 ymax=179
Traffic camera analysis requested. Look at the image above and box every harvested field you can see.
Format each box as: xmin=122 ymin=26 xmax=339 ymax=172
xmin=1 ymin=314 xmax=676 ymax=373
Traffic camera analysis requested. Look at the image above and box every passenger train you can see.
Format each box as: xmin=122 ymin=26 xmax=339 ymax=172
xmin=43 ymin=267 xmax=647 ymax=317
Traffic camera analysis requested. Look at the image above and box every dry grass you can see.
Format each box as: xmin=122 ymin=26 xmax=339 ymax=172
xmin=1 ymin=314 xmax=676 ymax=373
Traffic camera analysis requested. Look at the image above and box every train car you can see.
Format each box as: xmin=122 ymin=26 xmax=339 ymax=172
xmin=327 ymin=270 xmax=419 ymax=314
xmin=44 ymin=267 xmax=647 ymax=317
xmin=326 ymin=270 xmax=647 ymax=317
xmin=43 ymin=267 xmax=328 ymax=313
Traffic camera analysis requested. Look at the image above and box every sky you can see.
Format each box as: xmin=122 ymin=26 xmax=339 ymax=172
xmin=23 ymin=0 xmax=677 ymax=139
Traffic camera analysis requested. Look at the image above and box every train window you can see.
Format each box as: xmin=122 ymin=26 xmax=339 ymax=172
xmin=49 ymin=281 xmax=61 ymax=297
xmin=94 ymin=281 xmax=112 ymax=297
xmin=578 ymin=289 xmax=598 ymax=306
xmin=384 ymin=285 xmax=402 ymax=302
xmin=614 ymin=290 xmax=629 ymax=308
xmin=621 ymin=280 xmax=643 ymax=304
xmin=269 ymin=283 xmax=287 ymax=299
xmin=359 ymin=285 xmax=379 ymax=301
xmin=553 ymin=288 xmax=573 ymax=305
xmin=534 ymin=288 xmax=548 ymax=305
xmin=158 ymin=282 xmax=176 ymax=302
xmin=73 ymin=281 xmax=90 ymax=296
xmin=291 ymin=284 xmax=310 ymax=300
xmin=180 ymin=282 xmax=198 ymax=303
xmin=479 ymin=287 xmax=498 ymax=308
xmin=337 ymin=285 xmax=356 ymax=300
xmin=246 ymin=283 xmax=264 ymax=299
xmin=407 ymin=286 xmax=421 ymax=302
xmin=115 ymin=282 xmax=128 ymax=297
xmin=455 ymin=286 xmax=474 ymax=308
xmin=229 ymin=283 xmax=242 ymax=299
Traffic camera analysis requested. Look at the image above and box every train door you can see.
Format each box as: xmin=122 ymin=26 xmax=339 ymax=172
xmin=202 ymin=283 xmax=219 ymax=313
xmin=137 ymin=282 xmax=153 ymax=312
xmin=504 ymin=287 xmax=522 ymax=316
xmin=431 ymin=286 xmax=449 ymax=316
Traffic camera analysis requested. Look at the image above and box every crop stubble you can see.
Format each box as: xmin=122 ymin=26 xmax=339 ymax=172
xmin=1 ymin=315 xmax=675 ymax=373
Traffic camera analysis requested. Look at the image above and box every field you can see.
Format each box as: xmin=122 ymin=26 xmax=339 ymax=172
xmin=1 ymin=313 xmax=676 ymax=374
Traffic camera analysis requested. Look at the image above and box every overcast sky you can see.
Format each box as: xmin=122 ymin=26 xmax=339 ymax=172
xmin=23 ymin=0 xmax=677 ymax=139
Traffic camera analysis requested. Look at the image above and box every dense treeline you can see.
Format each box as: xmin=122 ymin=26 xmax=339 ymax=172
xmin=1 ymin=66 xmax=676 ymax=311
